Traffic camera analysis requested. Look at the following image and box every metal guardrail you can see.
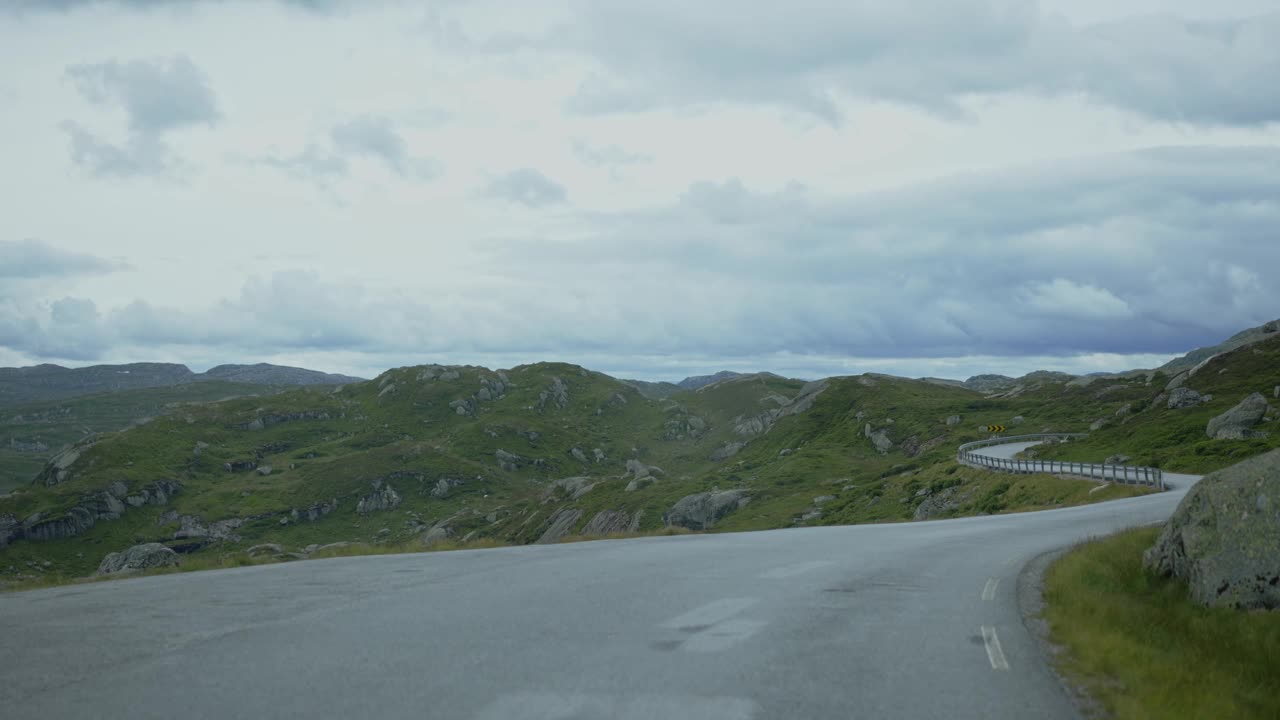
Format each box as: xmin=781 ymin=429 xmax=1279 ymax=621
xmin=957 ymin=433 xmax=1165 ymax=490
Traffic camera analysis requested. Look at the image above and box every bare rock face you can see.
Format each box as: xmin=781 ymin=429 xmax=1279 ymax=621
xmin=1167 ymin=387 xmax=1204 ymax=410
xmin=356 ymin=479 xmax=402 ymax=514
xmin=581 ymin=510 xmax=643 ymax=536
xmin=663 ymin=489 xmax=750 ymax=530
xmin=97 ymin=543 xmax=179 ymax=576
xmin=536 ymin=377 xmax=570 ymax=411
xmin=536 ymin=508 xmax=583 ymax=543
xmin=543 ymin=477 xmax=597 ymax=501
xmin=1206 ymin=393 xmax=1272 ymax=440
xmin=709 ymin=442 xmax=746 ymax=461
xmin=622 ymin=459 xmax=663 ymax=480
xmin=1143 ymin=449 xmax=1280 ymax=609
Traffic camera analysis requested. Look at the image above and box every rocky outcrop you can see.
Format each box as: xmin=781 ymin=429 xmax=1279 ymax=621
xmin=537 ymin=377 xmax=570 ymax=411
xmin=238 ymin=409 xmax=331 ymax=431
xmin=865 ymin=426 xmax=892 ymax=454
xmin=622 ymin=459 xmax=662 ymax=480
xmin=570 ymin=447 xmax=589 ymax=463
xmin=945 ymin=415 xmax=963 ymax=426
xmin=174 ymin=515 xmax=243 ymax=542
xmin=543 ymin=476 xmax=597 ymax=501
xmin=1167 ymin=387 xmax=1204 ymax=409
xmin=430 ymin=476 xmax=464 ymax=498
xmin=495 ymin=449 xmax=526 ymax=472
xmin=0 ymin=513 xmax=19 ymax=548
xmin=96 ymin=543 xmax=179 ymax=576
xmin=709 ymin=442 xmax=746 ymax=461
xmin=356 ymin=479 xmax=402 ymax=514
xmin=914 ymin=486 xmax=973 ymax=520
xmin=580 ymin=510 xmax=643 ymax=536
xmin=8 ymin=479 xmax=179 ymax=546
xmin=292 ymin=499 xmax=338 ymax=523
xmin=1104 ymin=454 xmax=1132 ymax=465
xmin=1143 ymin=449 xmax=1280 ymax=609
xmin=33 ymin=438 xmax=97 ymax=487
xmin=1206 ymin=393 xmax=1272 ymax=440
xmin=663 ymin=413 xmax=709 ymax=440
xmin=536 ymin=508 xmax=583 ymax=543
xmin=664 ymin=489 xmax=750 ymax=530
xmin=223 ymin=459 xmax=258 ymax=473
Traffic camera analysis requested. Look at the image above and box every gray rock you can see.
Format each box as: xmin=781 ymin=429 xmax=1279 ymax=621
xmin=869 ymin=429 xmax=893 ymax=454
xmin=1143 ymin=449 xmax=1280 ymax=609
xmin=813 ymin=495 xmax=835 ymax=505
xmin=356 ymin=480 xmax=401 ymax=514
xmin=778 ymin=448 xmax=793 ymax=457
xmin=1206 ymin=393 xmax=1272 ymax=440
xmin=581 ymin=510 xmax=642 ymax=536
xmin=1167 ymin=387 xmax=1204 ymax=410
xmin=247 ymin=543 xmax=284 ymax=557
xmin=1104 ymin=454 xmax=1132 ymax=465
xmin=537 ymin=377 xmax=570 ymax=410
xmin=174 ymin=516 xmax=243 ymax=542
xmin=709 ymin=441 xmax=746 ymax=461
xmin=430 ymin=477 xmax=464 ymax=499
xmin=663 ymin=489 xmax=750 ymax=530
xmin=256 ymin=465 xmax=273 ymax=476
xmin=437 ymin=370 xmax=460 ymax=382
xmin=544 ymin=476 xmax=597 ymax=501
xmin=294 ymin=499 xmax=338 ymax=522
xmin=536 ymin=508 xmax=583 ymax=543
xmin=625 ymin=477 xmax=655 ymax=493
xmin=97 ymin=543 xmax=179 ymax=575
xmin=593 ymin=448 xmax=605 ymax=463
xmin=623 ymin=459 xmax=663 ymax=480
xmin=1011 ymin=416 xmax=1025 ymax=425
xmin=1089 ymin=418 xmax=1108 ymax=431
xmin=1166 ymin=371 xmax=1190 ymax=391
xmin=495 ymin=449 xmax=526 ymax=472
xmin=945 ymin=415 xmax=963 ymax=426
xmin=570 ymin=447 xmax=589 ymax=463
xmin=1115 ymin=402 xmax=1133 ymax=418
xmin=914 ymin=486 xmax=972 ymax=521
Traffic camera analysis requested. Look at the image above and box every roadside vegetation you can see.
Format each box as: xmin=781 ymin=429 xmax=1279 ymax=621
xmin=1043 ymin=527 xmax=1280 ymax=719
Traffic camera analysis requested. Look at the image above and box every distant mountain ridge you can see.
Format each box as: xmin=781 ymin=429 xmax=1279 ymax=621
xmin=1158 ymin=318 xmax=1280 ymax=374
xmin=678 ymin=370 xmax=745 ymax=390
xmin=0 ymin=362 xmax=364 ymax=408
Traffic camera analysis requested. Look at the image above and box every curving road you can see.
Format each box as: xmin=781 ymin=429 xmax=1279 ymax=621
xmin=0 ymin=442 xmax=1200 ymax=719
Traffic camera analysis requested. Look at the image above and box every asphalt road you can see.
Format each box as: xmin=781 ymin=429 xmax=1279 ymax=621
xmin=0 ymin=442 xmax=1200 ymax=719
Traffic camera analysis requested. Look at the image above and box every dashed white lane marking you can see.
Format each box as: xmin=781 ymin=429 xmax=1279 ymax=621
xmin=660 ymin=598 xmax=758 ymax=630
xmin=682 ymin=618 xmax=769 ymax=653
xmin=981 ymin=626 xmax=1010 ymax=671
xmin=982 ymin=577 xmax=1001 ymax=602
xmin=758 ymin=560 xmax=833 ymax=579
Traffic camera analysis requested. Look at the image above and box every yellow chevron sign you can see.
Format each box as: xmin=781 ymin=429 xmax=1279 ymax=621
xmin=986 ymin=425 xmax=1006 ymax=433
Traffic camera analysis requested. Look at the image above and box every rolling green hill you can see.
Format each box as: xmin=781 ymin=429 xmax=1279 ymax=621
xmin=2 ymin=325 xmax=1276 ymax=589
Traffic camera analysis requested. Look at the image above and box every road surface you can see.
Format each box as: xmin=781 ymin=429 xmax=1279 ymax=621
xmin=0 ymin=441 xmax=1199 ymax=719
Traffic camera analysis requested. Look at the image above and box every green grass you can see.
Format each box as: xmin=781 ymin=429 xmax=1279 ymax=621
xmin=1043 ymin=527 xmax=1280 ymax=719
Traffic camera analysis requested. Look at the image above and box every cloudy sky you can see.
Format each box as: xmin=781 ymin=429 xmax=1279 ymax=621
xmin=1 ymin=0 xmax=1278 ymax=382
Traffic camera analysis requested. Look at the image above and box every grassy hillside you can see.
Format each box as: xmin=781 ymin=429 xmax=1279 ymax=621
xmin=0 ymin=381 xmax=281 ymax=492
xmin=1034 ymin=335 xmax=1280 ymax=473
xmin=0 ymin=343 xmax=1267 ymax=590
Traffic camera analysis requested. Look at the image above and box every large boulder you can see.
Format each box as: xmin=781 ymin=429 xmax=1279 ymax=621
xmin=1205 ymin=393 xmax=1271 ymax=440
xmin=1143 ymin=449 xmax=1280 ymax=609
xmin=536 ymin=508 xmax=583 ymax=544
xmin=1166 ymin=387 xmax=1203 ymax=410
xmin=97 ymin=543 xmax=180 ymax=576
xmin=663 ymin=489 xmax=750 ymax=530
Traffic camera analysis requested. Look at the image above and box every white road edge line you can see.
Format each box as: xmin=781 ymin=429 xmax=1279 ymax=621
xmin=981 ymin=626 xmax=1010 ymax=671
xmin=981 ymin=577 xmax=1000 ymax=602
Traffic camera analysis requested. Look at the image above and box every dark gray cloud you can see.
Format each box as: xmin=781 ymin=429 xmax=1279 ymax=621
xmin=6 ymin=146 xmax=1277 ymax=373
xmin=0 ymin=239 xmax=128 ymax=279
xmin=62 ymin=55 xmax=219 ymax=177
xmin=481 ymin=168 xmax=568 ymax=207
xmin=481 ymin=1 xmax=1280 ymax=126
